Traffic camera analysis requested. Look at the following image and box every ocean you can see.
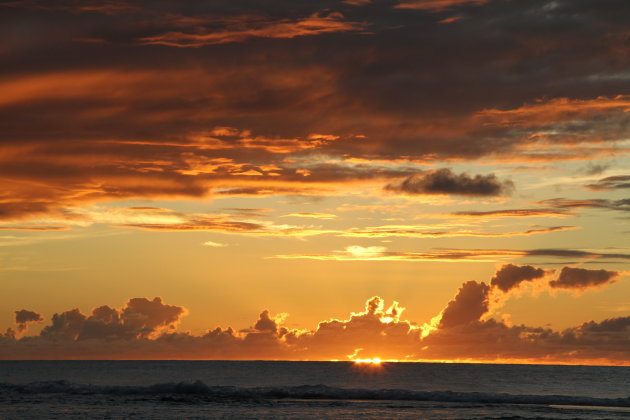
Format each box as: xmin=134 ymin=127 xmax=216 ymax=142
xmin=1 ymin=361 xmax=629 ymax=419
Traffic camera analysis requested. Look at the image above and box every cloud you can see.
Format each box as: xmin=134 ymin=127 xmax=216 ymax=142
xmin=1 ymin=0 xmax=141 ymax=15
xmin=385 ymin=169 xmax=514 ymax=197
xmin=490 ymin=264 xmax=547 ymax=293
xmin=586 ymin=175 xmax=630 ymax=191
xmin=451 ymin=209 xmax=572 ymax=218
xmin=540 ymin=198 xmax=630 ymax=213
xmin=202 ymin=241 xmax=228 ymax=247
xmin=340 ymin=225 xmax=577 ymax=238
xmin=273 ymin=247 xmax=630 ymax=263
xmin=438 ymin=280 xmax=491 ymax=328
xmin=282 ymin=212 xmax=338 ymax=220
xmin=549 ymin=267 xmax=619 ymax=290
xmin=40 ymin=297 xmax=187 ymax=340
xmin=119 ymin=214 xmax=337 ymax=237
xmin=2 ymin=0 xmax=630 ymax=219
xmin=395 ymin=0 xmax=488 ymax=11
xmin=139 ymin=11 xmax=367 ymax=47
xmin=1 ymin=271 xmax=629 ymax=364
xmin=14 ymin=309 xmax=44 ymax=335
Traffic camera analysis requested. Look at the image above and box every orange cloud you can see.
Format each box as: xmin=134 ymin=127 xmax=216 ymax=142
xmin=340 ymin=225 xmax=577 ymax=238
xmin=282 ymin=212 xmax=338 ymax=220
xmin=2 ymin=271 xmax=629 ymax=364
xmin=451 ymin=209 xmax=573 ymax=218
xmin=395 ymin=0 xmax=487 ymax=11
xmin=273 ymin=247 xmax=630 ymax=263
xmin=476 ymin=96 xmax=630 ymax=128
xmin=139 ymin=11 xmax=366 ymax=47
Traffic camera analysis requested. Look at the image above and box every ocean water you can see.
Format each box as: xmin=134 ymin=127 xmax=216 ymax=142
xmin=1 ymin=361 xmax=629 ymax=419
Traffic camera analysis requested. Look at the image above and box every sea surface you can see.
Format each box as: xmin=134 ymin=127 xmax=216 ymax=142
xmin=1 ymin=361 xmax=629 ymax=419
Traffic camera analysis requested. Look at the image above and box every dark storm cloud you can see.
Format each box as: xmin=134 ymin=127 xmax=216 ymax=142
xmin=385 ymin=169 xmax=513 ymax=197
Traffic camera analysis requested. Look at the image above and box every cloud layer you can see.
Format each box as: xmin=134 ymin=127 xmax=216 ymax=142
xmin=1 ymin=265 xmax=627 ymax=363
xmin=1 ymin=0 xmax=629 ymax=222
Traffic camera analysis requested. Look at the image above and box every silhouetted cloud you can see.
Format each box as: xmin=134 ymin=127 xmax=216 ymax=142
xmin=40 ymin=297 xmax=187 ymax=340
xmin=14 ymin=309 xmax=44 ymax=334
xmin=490 ymin=264 xmax=547 ymax=293
xmin=385 ymin=169 xmax=513 ymax=197
xmin=549 ymin=267 xmax=619 ymax=290
xmin=1 ymin=274 xmax=629 ymax=363
xmin=438 ymin=281 xmax=491 ymax=328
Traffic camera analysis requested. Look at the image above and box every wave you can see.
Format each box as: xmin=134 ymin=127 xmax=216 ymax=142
xmin=2 ymin=381 xmax=630 ymax=407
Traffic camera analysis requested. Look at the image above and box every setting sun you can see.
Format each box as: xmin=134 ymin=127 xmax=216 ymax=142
xmin=352 ymin=358 xmax=383 ymax=366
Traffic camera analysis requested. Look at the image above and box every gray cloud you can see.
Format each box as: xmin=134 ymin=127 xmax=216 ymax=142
xmin=586 ymin=175 xmax=630 ymax=191
xmin=385 ymin=169 xmax=513 ymax=197
xmin=490 ymin=264 xmax=547 ymax=293
xmin=549 ymin=267 xmax=619 ymax=290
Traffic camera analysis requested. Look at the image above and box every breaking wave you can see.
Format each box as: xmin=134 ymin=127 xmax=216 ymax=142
xmin=2 ymin=381 xmax=630 ymax=407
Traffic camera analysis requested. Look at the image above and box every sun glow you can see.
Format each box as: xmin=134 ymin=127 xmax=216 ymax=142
xmin=352 ymin=358 xmax=383 ymax=365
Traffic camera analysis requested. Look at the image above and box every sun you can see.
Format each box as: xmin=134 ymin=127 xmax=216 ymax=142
xmin=352 ymin=358 xmax=382 ymax=366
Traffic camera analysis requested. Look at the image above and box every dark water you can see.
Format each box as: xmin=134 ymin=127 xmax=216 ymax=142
xmin=1 ymin=361 xmax=629 ymax=419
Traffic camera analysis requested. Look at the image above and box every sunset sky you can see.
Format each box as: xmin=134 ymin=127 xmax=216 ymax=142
xmin=1 ymin=0 xmax=630 ymax=363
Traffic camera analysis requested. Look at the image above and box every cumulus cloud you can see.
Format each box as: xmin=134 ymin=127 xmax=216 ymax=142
xmin=385 ymin=169 xmax=514 ymax=197
xmin=40 ymin=297 xmax=187 ymax=340
xmin=490 ymin=264 xmax=547 ymax=293
xmin=432 ymin=264 xmax=614 ymax=331
xmin=438 ymin=281 xmax=491 ymax=328
xmin=14 ymin=309 xmax=44 ymax=334
xmin=549 ymin=267 xmax=619 ymax=290
xmin=1 ymin=276 xmax=630 ymax=364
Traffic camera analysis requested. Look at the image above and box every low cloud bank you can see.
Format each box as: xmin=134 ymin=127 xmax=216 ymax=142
xmin=1 ymin=266 xmax=627 ymax=364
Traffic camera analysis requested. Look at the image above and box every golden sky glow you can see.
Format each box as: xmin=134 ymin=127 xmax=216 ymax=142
xmin=1 ymin=0 xmax=630 ymax=364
